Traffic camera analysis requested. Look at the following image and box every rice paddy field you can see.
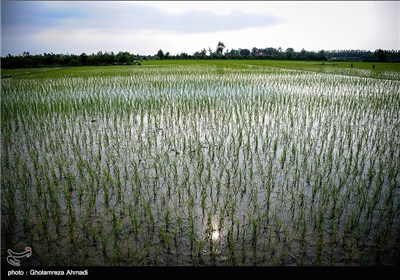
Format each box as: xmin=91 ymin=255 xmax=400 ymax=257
xmin=1 ymin=60 xmax=400 ymax=266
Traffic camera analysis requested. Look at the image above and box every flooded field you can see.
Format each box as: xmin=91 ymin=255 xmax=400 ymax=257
xmin=1 ymin=62 xmax=400 ymax=265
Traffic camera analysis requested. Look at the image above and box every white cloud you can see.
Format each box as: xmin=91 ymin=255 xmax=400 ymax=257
xmin=1 ymin=1 xmax=398 ymax=56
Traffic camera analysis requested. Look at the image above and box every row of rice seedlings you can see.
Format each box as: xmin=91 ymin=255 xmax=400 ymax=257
xmin=1 ymin=64 xmax=399 ymax=265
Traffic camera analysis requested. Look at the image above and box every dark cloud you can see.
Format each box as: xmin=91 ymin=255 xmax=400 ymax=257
xmin=1 ymin=1 xmax=85 ymax=34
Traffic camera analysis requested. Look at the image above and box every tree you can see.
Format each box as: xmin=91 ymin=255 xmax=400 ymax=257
xmin=240 ymin=48 xmax=250 ymax=58
xmin=116 ymin=51 xmax=133 ymax=64
xmin=80 ymin=53 xmax=88 ymax=66
xmin=216 ymin=42 xmax=225 ymax=55
xmin=318 ymin=50 xmax=327 ymax=61
xmin=299 ymin=48 xmax=307 ymax=60
xmin=374 ymin=49 xmax=387 ymax=62
xmin=251 ymin=47 xmax=258 ymax=58
xmin=157 ymin=49 xmax=164 ymax=59
xmin=178 ymin=52 xmax=189 ymax=59
xmin=265 ymin=47 xmax=278 ymax=59
xmin=285 ymin=48 xmax=295 ymax=60
xmin=193 ymin=48 xmax=207 ymax=59
xmin=226 ymin=49 xmax=240 ymax=59
xmin=208 ymin=47 xmax=213 ymax=57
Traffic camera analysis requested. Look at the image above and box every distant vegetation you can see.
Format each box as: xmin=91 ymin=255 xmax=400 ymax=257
xmin=1 ymin=42 xmax=399 ymax=69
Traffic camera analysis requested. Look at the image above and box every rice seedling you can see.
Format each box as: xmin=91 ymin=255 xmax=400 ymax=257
xmin=1 ymin=61 xmax=399 ymax=266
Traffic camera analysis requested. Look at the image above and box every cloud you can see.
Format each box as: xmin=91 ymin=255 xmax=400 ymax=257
xmin=160 ymin=9 xmax=282 ymax=32
xmin=1 ymin=1 xmax=85 ymax=34
xmin=3 ymin=1 xmax=395 ymax=56
xmin=1 ymin=1 xmax=282 ymax=35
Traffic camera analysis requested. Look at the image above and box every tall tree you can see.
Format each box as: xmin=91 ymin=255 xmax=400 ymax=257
xmin=157 ymin=49 xmax=165 ymax=59
xmin=216 ymin=42 xmax=225 ymax=55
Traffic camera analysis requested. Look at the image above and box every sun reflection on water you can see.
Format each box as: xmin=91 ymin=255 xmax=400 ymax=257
xmin=211 ymin=229 xmax=220 ymax=241
xmin=210 ymin=217 xmax=221 ymax=242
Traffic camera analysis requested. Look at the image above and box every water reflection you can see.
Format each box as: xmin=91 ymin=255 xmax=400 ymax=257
xmin=210 ymin=217 xmax=221 ymax=242
xmin=211 ymin=229 xmax=220 ymax=241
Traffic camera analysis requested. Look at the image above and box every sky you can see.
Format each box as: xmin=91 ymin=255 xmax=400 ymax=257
xmin=1 ymin=1 xmax=399 ymax=56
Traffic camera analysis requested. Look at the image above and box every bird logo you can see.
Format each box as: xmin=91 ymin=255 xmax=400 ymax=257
xmin=6 ymin=247 xmax=32 ymax=266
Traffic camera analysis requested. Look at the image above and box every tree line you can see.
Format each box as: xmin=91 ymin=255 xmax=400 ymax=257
xmin=1 ymin=43 xmax=399 ymax=69
xmin=1 ymin=51 xmax=143 ymax=69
